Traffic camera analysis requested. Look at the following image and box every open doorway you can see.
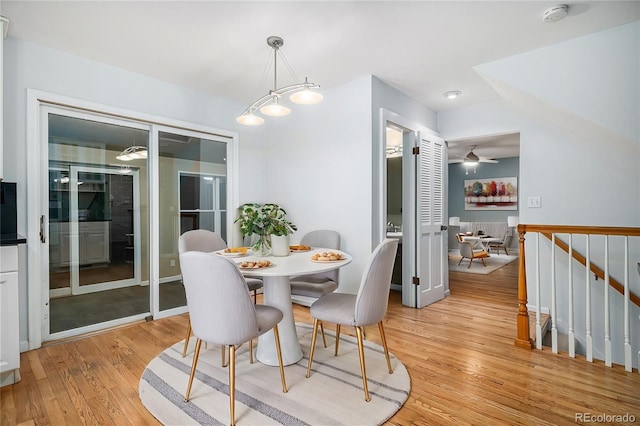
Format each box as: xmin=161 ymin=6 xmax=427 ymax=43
xmin=446 ymin=133 xmax=521 ymax=273
xmin=380 ymin=109 xmax=447 ymax=308
xmin=386 ymin=125 xmax=404 ymax=292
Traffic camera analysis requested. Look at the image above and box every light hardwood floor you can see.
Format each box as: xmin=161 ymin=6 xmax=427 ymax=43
xmin=3 ymin=261 xmax=639 ymax=425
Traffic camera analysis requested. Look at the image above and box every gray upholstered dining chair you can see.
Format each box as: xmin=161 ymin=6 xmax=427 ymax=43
xmin=180 ymin=251 xmax=287 ymax=426
xmin=290 ymin=230 xmax=341 ymax=299
xmin=178 ymin=229 xmax=263 ymax=358
xmin=305 ymin=238 xmax=398 ymax=402
xmin=290 ymin=229 xmax=341 ymax=346
xmin=488 ymin=232 xmax=514 ymax=255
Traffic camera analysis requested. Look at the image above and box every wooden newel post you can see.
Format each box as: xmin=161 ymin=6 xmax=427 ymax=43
xmin=515 ymin=227 xmax=534 ymax=348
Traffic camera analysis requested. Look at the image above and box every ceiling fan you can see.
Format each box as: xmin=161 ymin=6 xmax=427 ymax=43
xmin=450 ymin=146 xmax=499 ymax=165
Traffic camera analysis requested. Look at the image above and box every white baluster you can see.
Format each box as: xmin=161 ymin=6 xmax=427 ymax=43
xmin=585 ymin=235 xmax=593 ymax=362
xmin=567 ymin=234 xmax=575 ymax=357
xmin=551 ymin=233 xmax=558 ymax=354
xmin=604 ymin=236 xmax=611 ymax=367
xmin=535 ymin=233 xmax=542 ymax=350
xmin=623 ymin=236 xmax=631 ymax=372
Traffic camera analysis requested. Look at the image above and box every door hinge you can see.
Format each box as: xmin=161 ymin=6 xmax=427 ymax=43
xmin=412 ymin=146 xmax=420 ymax=155
xmin=412 ymin=276 xmax=420 ymax=285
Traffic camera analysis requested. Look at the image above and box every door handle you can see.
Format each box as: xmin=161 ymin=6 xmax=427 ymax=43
xmin=40 ymin=215 xmax=46 ymax=243
xmin=441 ymin=225 xmax=448 ymax=231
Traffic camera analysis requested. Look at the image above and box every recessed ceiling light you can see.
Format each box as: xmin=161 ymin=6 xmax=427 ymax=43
xmin=443 ymin=90 xmax=461 ymax=100
xmin=543 ymin=5 xmax=569 ymax=23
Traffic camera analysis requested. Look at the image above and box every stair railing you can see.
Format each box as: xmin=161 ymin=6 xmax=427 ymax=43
xmin=515 ymin=224 xmax=640 ymax=372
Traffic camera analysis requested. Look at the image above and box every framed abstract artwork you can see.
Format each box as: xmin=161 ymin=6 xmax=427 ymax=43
xmin=464 ymin=177 xmax=517 ymax=210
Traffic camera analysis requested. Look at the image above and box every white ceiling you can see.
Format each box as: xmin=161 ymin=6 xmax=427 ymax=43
xmin=3 ymin=1 xmax=639 ymax=159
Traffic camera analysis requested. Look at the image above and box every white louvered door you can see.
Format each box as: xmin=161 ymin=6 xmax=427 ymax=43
xmin=415 ymin=132 xmax=446 ymax=308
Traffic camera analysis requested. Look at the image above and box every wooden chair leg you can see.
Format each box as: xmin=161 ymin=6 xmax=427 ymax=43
xmin=272 ymin=325 xmax=288 ymax=393
xmin=355 ymin=326 xmax=370 ymax=402
xmin=467 ymin=258 xmax=473 ymax=268
xmin=306 ymin=319 xmax=320 ymax=378
xmin=184 ymin=338 xmax=202 ymax=402
xmin=458 ymin=257 xmax=464 ymax=265
xmin=229 ymin=344 xmax=236 ymax=426
xmin=334 ymin=324 xmax=342 ymax=356
xmin=378 ymin=321 xmax=393 ymax=374
xmin=481 ymin=258 xmax=486 ymax=266
xmin=182 ymin=319 xmax=192 ymax=358
xmin=249 ymin=339 xmax=253 ymax=364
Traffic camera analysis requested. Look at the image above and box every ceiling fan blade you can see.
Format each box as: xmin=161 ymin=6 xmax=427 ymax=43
xmin=449 ymin=158 xmax=464 ymax=163
xmin=480 ymin=159 xmax=499 ymax=163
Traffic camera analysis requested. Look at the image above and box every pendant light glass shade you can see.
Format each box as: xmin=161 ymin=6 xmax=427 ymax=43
xmin=260 ymin=99 xmax=291 ymax=117
xmin=290 ymin=88 xmax=323 ymax=105
xmin=236 ymin=112 xmax=265 ymax=126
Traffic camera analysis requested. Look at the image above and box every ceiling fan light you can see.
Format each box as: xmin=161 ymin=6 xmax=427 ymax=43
xmin=236 ymin=112 xmax=265 ymax=126
xmin=260 ymin=100 xmax=291 ymax=117
xmin=463 ymin=161 xmax=478 ymax=167
xmin=465 ymin=150 xmax=479 ymax=162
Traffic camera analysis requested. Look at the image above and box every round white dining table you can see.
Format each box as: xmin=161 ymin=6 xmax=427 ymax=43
xmin=236 ymin=248 xmax=352 ymax=366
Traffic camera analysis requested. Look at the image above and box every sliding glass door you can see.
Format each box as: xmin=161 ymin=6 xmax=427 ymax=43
xmin=33 ymin=96 xmax=236 ymax=345
xmin=46 ymin=112 xmax=150 ymax=336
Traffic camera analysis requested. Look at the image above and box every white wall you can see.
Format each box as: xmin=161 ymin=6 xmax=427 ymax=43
xmin=475 ymin=21 xmax=639 ymax=143
xmin=262 ymin=76 xmax=373 ymax=292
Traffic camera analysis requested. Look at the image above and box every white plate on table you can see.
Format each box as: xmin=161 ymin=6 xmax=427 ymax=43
xmin=236 ymin=260 xmax=275 ymax=270
xmin=290 ymin=245 xmax=312 ymax=253
xmin=309 ymin=258 xmax=346 ymax=263
xmin=309 ymin=252 xmax=347 ymax=262
xmin=216 ymin=248 xmax=249 ymax=258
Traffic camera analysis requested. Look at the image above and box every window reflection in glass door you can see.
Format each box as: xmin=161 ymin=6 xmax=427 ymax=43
xmin=157 ymin=131 xmax=228 ymax=312
xmin=179 ymin=173 xmax=227 ymax=236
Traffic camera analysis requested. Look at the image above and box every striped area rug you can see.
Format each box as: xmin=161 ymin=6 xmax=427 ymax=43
xmin=139 ymin=323 xmax=410 ymax=425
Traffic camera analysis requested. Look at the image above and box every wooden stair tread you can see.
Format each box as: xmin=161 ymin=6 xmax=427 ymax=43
xmin=529 ymin=313 xmax=550 ymax=342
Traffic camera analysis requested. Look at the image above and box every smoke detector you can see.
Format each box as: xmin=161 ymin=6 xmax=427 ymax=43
xmin=543 ymin=5 xmax=569 ymax=23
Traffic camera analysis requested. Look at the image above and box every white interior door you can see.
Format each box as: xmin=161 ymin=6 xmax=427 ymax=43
xmin=414 ymin=130 xmax=447 ymax=308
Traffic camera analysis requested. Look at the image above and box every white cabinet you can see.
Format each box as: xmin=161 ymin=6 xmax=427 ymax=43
xmin=0 ymin=245 xmax=21 ymax=386
xmin=49 ymin=221 xmax=111 ymax=267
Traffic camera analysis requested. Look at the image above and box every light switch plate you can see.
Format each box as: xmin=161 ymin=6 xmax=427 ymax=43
xmin=528 ymin=196 xmax=541 ymax=208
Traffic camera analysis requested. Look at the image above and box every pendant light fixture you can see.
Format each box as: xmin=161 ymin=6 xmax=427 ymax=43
xmin=236 ymin=36 xmax=322 ymax=126
xmin=116 ymin=145 xmax=148 ymax=161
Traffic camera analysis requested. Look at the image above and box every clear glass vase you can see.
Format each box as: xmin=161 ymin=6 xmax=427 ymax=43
xmin=252 ymin=233 xmax=272 ymax=257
